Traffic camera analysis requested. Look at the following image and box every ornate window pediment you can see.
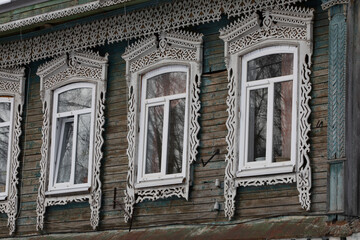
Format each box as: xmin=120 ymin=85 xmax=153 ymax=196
xmin=0 ymin=67 xmax=25 ymax=235
xmin=219 ymin=7 xmax=313 ymax=219
xmin=122 ymin=30 xmax=202 ymax=222
xmin=36 ymin=50 xmax=108 ymax=231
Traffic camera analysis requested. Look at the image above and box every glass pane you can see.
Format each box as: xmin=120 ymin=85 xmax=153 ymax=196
xmin=167 ymin=99 xmax=185 ymax=174
xmin=0 ymin=126 xmax=9 ymax=193
xmin=247 ymin=53 xmax=293 ymax=81
xmin=0 ymin=102 xmax=11 ymax=123
xmin=75 ymin=114 xmax=91 ymax=184
xmin=58 ymin=88 xmax=92 ymax=113
xmin=56 ymin=119 xmax=74 ymax=184
xmin=273 ymin=81 xmax=293 ymax=162
xmin=247 ymin=88 xmax=268 ymax=162
xmin=146 ymin=72 xmax=186 ymax=99
xmin=145 ymin=105 xmax=164 ymax=174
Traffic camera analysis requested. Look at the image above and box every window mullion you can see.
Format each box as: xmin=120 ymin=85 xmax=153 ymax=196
xmin=266 ymin=83 xmax=275 ymax=165
xmin=53 ymin=118 xmax=64 ymax=186
xmin=161 ymin=100 xmax=170 ymax=176
xmin=70 ymin=114 xmax=78 ymax=186
xmin=140 ymin=105 xmax=149 ymax=178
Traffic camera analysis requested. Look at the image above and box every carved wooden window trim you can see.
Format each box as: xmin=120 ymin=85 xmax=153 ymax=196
xmin=219 ymin=7 xmax=314 ymax=219
xmin=36 ymin=50 xmax=108 ymax=231
xmin=122 ymin=30 xmax=203 ymax=222
xmin=0 ymin=67 xmax=25 ymax=235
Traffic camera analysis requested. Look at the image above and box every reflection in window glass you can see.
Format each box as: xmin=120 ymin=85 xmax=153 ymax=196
xmin=145 ymin=105 xmax=164 ymax=174
xmin=247 ymin=53 xmax=293 ymax=81
xmin=75 ymin=113 xmax=91 ymax=184
xmin=248 ymin=88 xmax=268 ymax=162
xmin=146 ymin=72 xmax=186 ymax=99
xmin=56 ymin=119 xmax=73 ymax=184
xmin=273 ymin=81 xmax=293 ymax=162
xmin=0 ymin=102 xmax=11 ymax=123
xmin=167 ymin=99 xmax=185 ymax=174
xmin=0 ymin=126 xmax=9 ymax=193
xmin=58 ymin=88 xmax=92 ymax=113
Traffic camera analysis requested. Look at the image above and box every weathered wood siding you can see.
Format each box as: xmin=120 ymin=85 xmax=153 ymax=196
xmin=0 ymin=0 xmax=331 ymax=237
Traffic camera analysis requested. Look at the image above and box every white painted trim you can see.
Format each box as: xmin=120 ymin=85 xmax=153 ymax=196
xmin=137 ymin=65 xmax=189 ymax=184
xmin=220 ymin=7 xmax=313 ymax=219
xmin=36 ymin=50 xmax=108 ymax=231
xmin=122 ymin=30 xmax=203 ymax=223
xmin=0 ymin=97 xmax=13 ymax=200
xmin=47 ymin=82 xmax=96 ymax=195
xmin=0 ymin=67 xmax=26 ymax=235
xmin=238 ymin=46 xmax=298 ymax=177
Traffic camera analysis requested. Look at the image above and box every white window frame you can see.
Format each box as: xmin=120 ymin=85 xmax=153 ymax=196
xmin=47 ymin=82 xmax=96 ymax=195
xmin=136 ymin=65 xmax=189 ymax=188
xmin=220 ymin=8 xmax=314 ymax=219
xmin=122 ymin=31 xmax=203 ymax=222
xmin=36 ymin=50 xmax=108 ymax=231
xmin=0 ymin=97 xmax=14 ymax=201
xmin=238 ymin=46 xmax=298 ymax=177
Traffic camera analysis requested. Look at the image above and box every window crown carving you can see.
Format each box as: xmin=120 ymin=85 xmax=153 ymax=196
xmin=36 ymin=50 xmax=108 ymax=231
xmin=220 ymin=6 xmax=313 ymax=220
xmin=122 ymin=30 xmax=202 ymax=223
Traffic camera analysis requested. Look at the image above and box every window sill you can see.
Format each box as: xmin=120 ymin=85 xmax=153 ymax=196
xmin=0 ymin=195 xmax=7 ymax=201
xmin=135 ymin=177 xmax=185 ymax=189
xmin=45 ymin=185 xmax=90 ymax=196
xmin=236 ymin=163 xmax=294 ymax=178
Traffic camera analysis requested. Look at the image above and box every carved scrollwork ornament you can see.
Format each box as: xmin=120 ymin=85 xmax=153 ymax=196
xmin=220 ymin=6 xmax=314 ymax=219
xmin=1 ymin=0 xmax=306 ymax=69
xmin=122 ymin=30 xmax=203 ymax=222
xmin=0 ymin=67 xmax=25 ymax=235
xmin=36 ymin=50 xmax=108 ymax=231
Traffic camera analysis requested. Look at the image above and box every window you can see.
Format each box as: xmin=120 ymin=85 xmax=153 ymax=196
xmin=48 ymin=83 xmax=95 ymax=195
xmin=137 ymin=66 xmax=189 ymax=187
xmin=238 ymin=46 xmax=298 ymax=177
xmin=0 ymin=97 xmax=13 ymax=200
xmin=122 ymin=31 xmax=202 ymax=222
xmin=36 ymin=50 xmax=108 ymax=230
xmin=220 ymin=8 xmax=313 ymax=219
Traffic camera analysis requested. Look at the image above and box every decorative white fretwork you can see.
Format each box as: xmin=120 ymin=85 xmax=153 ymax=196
xmin=0 ymin=0 xmax=133 ymax=32
xmin=122 ymin=30 xmax=202 ymax=222
xmin=321 ymin=0 xmax=349 ymax=10
xmin=0 ymin=67 xmax=25 ymax=235
xmin=220 ymin=6 xmax=314 ymax=219
xmin=36 ymin=50 xmax=108 ymax=231
xmin=0 ymin=0 xmax=306 ymax=69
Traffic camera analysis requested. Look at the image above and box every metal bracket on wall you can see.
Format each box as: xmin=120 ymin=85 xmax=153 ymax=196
xmin=113 ymin=187 xmax=133 ymax=232
xmin=201 ymin=149 xmax=220 ymax=167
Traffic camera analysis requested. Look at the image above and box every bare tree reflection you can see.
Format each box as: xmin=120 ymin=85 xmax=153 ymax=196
xmin=0 ymin=127 xmax=9 ymax=192
xmin=58 ymin=88 xmax=92 ymax=113
xmin=246 ymin=53 xmax=293 ymax=162
xmin=145 ymin=72 xmax=186 ymax=174
xmin=0 ymin=103 xmax=10 ymax=123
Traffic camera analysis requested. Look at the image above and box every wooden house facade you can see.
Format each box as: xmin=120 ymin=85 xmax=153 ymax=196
xmin=0 ymin=0 xmax=358 ymax=239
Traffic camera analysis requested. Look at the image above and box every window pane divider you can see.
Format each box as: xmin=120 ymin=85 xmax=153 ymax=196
xmin=266 ymin=82 xmax=275 ymax=165
xmin=70 ymin=114 xmax=79 ymax=185
xmin=161 ymin=100 xmax=170 ymax=175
